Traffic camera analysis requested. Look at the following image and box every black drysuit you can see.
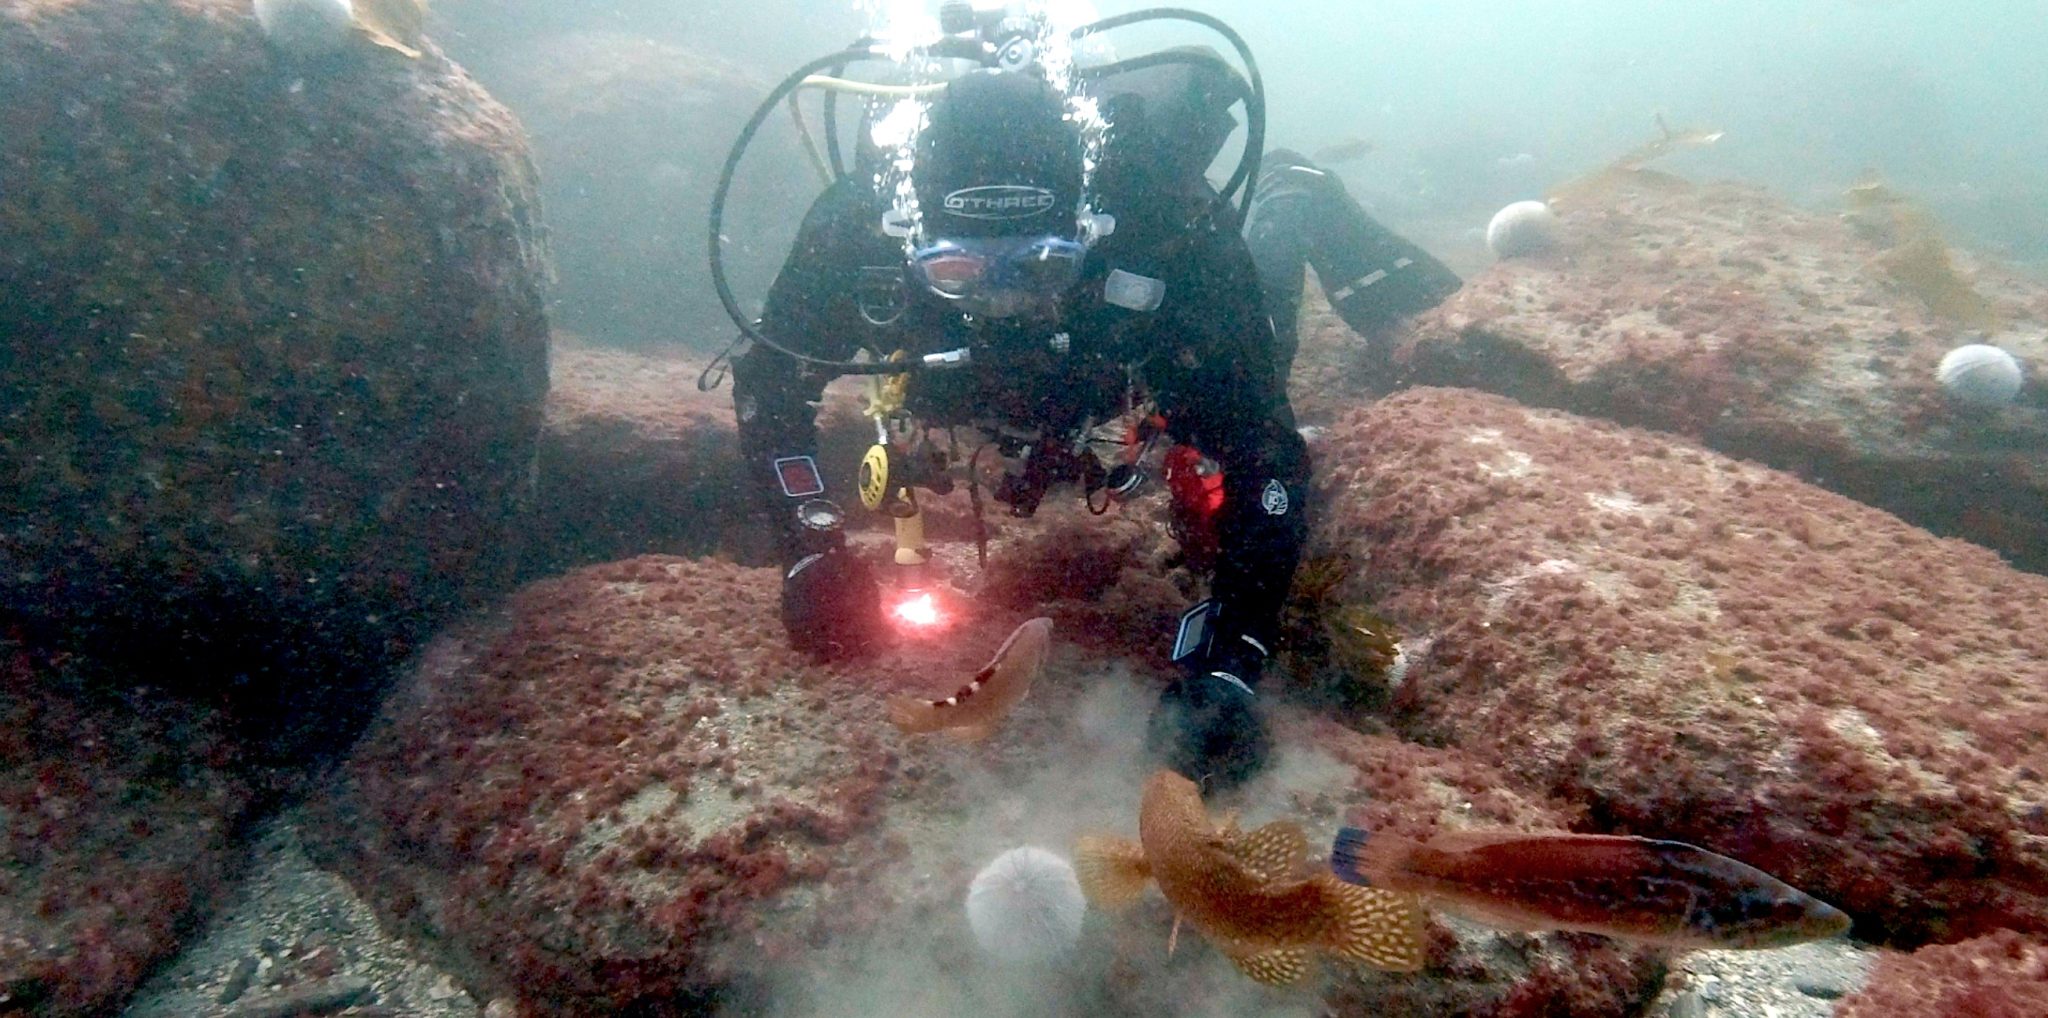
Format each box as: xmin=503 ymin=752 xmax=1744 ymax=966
xmin=732 ymin=176 xmax=1308 ymax=652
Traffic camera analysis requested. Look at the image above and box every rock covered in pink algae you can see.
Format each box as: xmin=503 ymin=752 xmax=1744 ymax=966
xmin=0 ymin=642 xmax=249 ymax=1017
xmin=1313 ymin=387 xmax=2048 ymax=947
xmin=0 ymin=0 xmax=549 ymax=756
xmin=525 ymin=341 xmax=750 ymax=575
xmin=1396 ymin=178 xmax=2048 ymax=572
xmin=1835 ymin=931 xmax=2048 ymax=1018
xmin=309 ymin=550 xmax=1666 ymax=1015
xmin=526 ymin=341 xmax=891 ymax=576
xmin=306 ymin=556 xmax=905 ymax=1013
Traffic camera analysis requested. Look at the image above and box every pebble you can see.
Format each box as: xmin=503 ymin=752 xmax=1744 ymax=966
xmin=1793 ymin=966 xmax=1853 ymax=999
xmin=426 ymin=973 xmax=463 ymax=1001
xmin=217 ymin=954 xmax=258 ymax=1005
xmin=224 ymin=975 xmax=373 ymax=1018
xmin=1666 ymin=988 xmax=1708 ymax=1018
xmin=1643 ymin=940 xmax=1876 ymax=1018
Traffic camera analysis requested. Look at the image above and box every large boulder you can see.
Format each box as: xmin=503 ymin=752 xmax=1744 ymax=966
xmin=1287 ymin=283 xmax=1389 ymax=426
xmin=1395 ymin=178 xmax=2048 ymax=572
xmin=0 ymin=0 xmax=550 ymax=753
xmin=0 ymin=641 xmax=249 ymax=1016
xmin=524 ymin=342 xmax=883 ymax=576
xmin=1314 ymin=386 xmax=2048 ymax=946
xmin=524 ymin=341 xmax=748 ymax=577
xmin=310 ymin=554 xmax=1661 ymax=1016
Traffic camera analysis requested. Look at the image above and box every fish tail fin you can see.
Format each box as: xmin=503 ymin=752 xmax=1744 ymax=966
xmin=1325 ymin=880 xmax=1427 ymax=972
xmin=943 ymin=720 xmax=996 ymax=743
xmin=1224 ymin=944 xmax=1312 ymax=986
xmin=886 ymin=696 xmax=934 ymax=733
xmin=1073 ymin=835 xmax=1151 ymax=910
xmin=1330 ymin=825 xmax=1416 ymax=886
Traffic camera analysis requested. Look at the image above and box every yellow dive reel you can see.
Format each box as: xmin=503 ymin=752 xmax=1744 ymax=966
xmin=858 ymin=443 xmax=929 ymax=571
xmin=859 ymin=354 xmax=932 ymax=580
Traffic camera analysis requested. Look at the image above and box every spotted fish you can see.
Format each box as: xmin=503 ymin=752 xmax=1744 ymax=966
xmin=1330 ymin=827 xmax=1852 ymax=950
xmin=887 ymin=617 xmax=1052 ymax=741
xmin=1075 ymin=770 xmax=1425 ymax=985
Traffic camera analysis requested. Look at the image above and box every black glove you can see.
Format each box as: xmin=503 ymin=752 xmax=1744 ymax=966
xmin=1146 ymin=633 xmax=1274 ymax=794
xmin=780 ymin=546 xmax=884 ymax=661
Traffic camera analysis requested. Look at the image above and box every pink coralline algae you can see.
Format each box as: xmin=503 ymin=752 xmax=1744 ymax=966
xmin=1312 ymin=387 xmax=2048 ymax=947
xmin=0 ymin=642 xmax=249 ymax=1017
xmin=307 ymin=556 xmax=1023 ymax=1014
xmin=526 ymin=342 xmax=752 ymax=574
xmin=1836 ymin=931 xmax=2048 ymax=1018
xmin=530 ymin=341 xmax=890 ymax=574
xmin=0 ymin=0 xmax=550 ymax=757
xmin=1394 ymin=178 xmax=2048 ymax=572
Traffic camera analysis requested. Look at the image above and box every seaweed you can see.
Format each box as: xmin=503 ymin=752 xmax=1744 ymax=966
xmin=1275 ymin=553 xmax=1404 ymax=719
xmin=1548 ymin=113 xmax=1724 ymax=209
xmin=1843 ymin=175 xmax=2000 ymax=329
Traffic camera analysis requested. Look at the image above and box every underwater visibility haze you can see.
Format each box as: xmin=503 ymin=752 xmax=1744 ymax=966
xmin=1 ymin=1 xmax=2046 ymax=1016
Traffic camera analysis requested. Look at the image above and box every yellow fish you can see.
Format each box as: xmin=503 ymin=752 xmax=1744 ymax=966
xmin=887 ymin=617 xmax=1051 ymax=741
xmin=1075 ymin=770 xmax=1425 ymax=985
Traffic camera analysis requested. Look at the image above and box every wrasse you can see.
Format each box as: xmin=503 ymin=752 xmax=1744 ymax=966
xmin=1330 ymin=827 xmax=1852 ymax=950
xmin=887 ymin=617 xmax=1051 ymax=740
xmin=1075 ymin=770 xmax=1425 ymax=985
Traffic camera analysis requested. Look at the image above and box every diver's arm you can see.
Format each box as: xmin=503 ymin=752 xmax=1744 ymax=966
xmin=1146 ymin=237 xmax=1310 ymax=656
xmin=730 ymin=179 xmax=874 ymax=562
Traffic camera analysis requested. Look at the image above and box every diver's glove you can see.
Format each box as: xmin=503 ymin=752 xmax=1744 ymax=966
xmin=780 ymin=543 xmax=884 ymax=662
xmin=1146 ymin=633 xmax=1274 ymax=794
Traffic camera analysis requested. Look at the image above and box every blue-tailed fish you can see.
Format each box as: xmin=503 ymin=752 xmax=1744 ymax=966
xmin=1075 ymin=770 xmax=1425 ymax=985
xmin=887 ymin=617 xmax=1052 ymax=741
xmin=1330 ymin=827 xmax=1851 ymax=950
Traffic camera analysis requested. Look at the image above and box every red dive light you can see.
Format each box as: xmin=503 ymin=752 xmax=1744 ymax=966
xmin=891 ymin=590 xmax=943 ymax=628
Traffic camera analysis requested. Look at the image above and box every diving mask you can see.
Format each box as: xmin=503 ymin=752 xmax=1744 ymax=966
xmin=910 ymin=234 xmax=1088 ymax=315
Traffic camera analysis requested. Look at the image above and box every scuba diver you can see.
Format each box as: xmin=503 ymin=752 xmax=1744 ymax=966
xmin=717 ymin=4 xmax=1457 ymax=792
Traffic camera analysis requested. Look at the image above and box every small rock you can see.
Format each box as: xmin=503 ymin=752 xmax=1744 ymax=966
xmin=301 ymin=944 xmax=342 ymax=980
xmin=1793 ymin=966 xmax=1853 ymax=1000
xmin=217 ymin=955 xmax=259 ymax=1006
xmin=1666 ymin=988 xmax=1709 ymax=1018
xmin=225 ymin=975 xmax=374 ymax=1018
xmin=426 ymin=973 xmax=462 ymax=1001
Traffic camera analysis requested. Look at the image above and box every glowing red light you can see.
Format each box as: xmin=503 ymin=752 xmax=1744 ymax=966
xmin=892 ymin=591 xmax=941 ymax=627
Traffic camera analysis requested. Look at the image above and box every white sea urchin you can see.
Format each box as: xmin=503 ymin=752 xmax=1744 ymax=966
xmin=965 ymin=845 xmax=1087 ymax=964
xmin=254 ymin=0 xmax=355 ymax=57
xmin=1486 ymin=200 xmax=1561 ymax=259
xmin=1937 ymin=343 xmax=2024 ymax=407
